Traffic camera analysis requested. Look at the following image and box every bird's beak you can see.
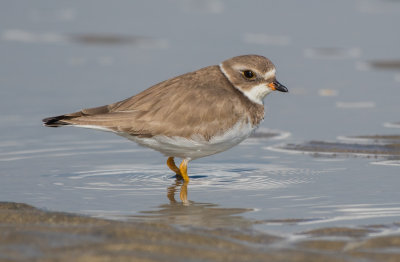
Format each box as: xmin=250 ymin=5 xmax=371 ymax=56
xmin=268 ymin=80 xmax=288 ymax=92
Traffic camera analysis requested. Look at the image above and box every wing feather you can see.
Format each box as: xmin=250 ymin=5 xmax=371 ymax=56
xmin=43 ymin=65 xmax=261 ymax=140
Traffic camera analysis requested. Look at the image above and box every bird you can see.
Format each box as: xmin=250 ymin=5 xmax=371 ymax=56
xmin=43 ymin=55 xmax=288 ymax=182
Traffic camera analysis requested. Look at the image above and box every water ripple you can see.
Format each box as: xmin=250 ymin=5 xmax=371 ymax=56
xmin=307 ymin=203 xmax=400 ymax=225
xmin=53 ymin=163 xmax=331 ymax=194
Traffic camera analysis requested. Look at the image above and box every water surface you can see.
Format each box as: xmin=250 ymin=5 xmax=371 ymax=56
xmin=1 ymin=0 xmax=400 ymax=257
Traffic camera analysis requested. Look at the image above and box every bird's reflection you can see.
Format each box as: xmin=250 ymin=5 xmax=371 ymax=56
xmin=167 ymin=177 xmax=189 ymax=204
xmin=133 ymin=177 xmax=255 ymax=229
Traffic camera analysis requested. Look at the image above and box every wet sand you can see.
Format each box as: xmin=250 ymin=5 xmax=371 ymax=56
xmin=275 ymin=133 xmax=400 ymax=159
xmin=1 ymin=202 xmax=400 ymax=262
xmin=368 ymin=60 xmax=400 ymax=70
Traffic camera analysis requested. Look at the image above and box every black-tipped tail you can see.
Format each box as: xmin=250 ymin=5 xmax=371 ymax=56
xmin=42 ymin=115 xmax=72 ymax=127
xmin=43 ymin=105 xmax=111 ymax=127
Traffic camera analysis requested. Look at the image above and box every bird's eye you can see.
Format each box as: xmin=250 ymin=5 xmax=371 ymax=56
xmin=242 ymin=70 xmax=256 ymax=79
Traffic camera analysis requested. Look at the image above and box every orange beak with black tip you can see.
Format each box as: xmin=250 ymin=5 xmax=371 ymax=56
xmin=268 ymin=80 xmax=288 ymax=92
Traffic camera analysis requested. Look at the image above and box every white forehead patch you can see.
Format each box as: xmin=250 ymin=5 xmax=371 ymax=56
xmin=264 ymin=68 xmax=276 ymax=80
xmin=219 ymin=63 xmax=276 ymax=79
xmin=227 ymin=63 xmax=276 ymax=80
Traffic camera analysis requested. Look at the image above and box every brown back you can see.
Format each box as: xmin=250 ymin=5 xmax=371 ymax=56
xmin=60 ymin=65 xmax=265 ymax=140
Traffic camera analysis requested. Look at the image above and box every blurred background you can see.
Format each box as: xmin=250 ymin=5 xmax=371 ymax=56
xmin=1 ymin=0 xmax=399 ymax=140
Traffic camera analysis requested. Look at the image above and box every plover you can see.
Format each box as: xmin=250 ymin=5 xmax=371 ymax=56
xmin=43 ymin=55 xmax=288 ymax=182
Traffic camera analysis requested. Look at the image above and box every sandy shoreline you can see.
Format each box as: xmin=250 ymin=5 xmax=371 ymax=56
xmin=1 ymin=202 xmax=400 ymax=261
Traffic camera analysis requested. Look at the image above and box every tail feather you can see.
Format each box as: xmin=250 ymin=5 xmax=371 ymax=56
xmin=42 ymin=104 xmax=112 ymax=127
xmin=42 ymin=115 xmax=75 ymax=127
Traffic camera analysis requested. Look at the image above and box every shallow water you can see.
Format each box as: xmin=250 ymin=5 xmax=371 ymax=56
xmin=1 ymin=0 xmax=400 ymax=259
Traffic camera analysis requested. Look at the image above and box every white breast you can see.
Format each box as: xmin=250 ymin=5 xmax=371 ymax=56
xmin=121 ymin=119 xmax=256 ymax=160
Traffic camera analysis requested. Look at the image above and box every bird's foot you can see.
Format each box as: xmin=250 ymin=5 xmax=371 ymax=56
xmin=167 ymin=157 xmax=181 ymax=175
xmin=179 ymin=159 xmax=190 ymax=182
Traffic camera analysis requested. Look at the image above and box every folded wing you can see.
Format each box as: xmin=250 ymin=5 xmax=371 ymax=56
xmin=43 ymin=66 xmax=254 ymax=140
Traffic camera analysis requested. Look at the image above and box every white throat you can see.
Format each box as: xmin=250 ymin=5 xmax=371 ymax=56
xmin=240 ymin=83 xmax=273 ymax=105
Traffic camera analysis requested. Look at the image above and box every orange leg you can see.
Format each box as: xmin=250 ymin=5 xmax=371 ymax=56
xmin=167 ymin=157 xmax=181 ymax=175
xmin=179 ymin=159 xmax=190 ymax=182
